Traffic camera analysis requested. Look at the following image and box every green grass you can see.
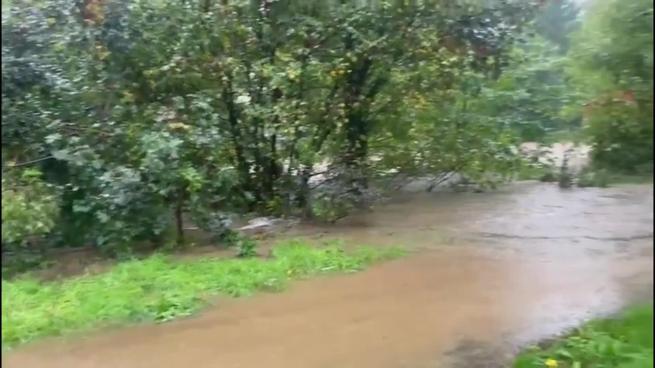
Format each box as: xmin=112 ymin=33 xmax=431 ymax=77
xmin=514 ymin=304 xmax=653 ymax=368
xmin=2 ymin=239 xmax=405 ymax=348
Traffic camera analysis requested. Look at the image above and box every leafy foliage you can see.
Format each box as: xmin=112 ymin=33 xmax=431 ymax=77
xmin=576 ymin=167 xmax=610 ymax=188
xmin=1 ymin=169 xmax=59 ymax=248
xmin=566 ymin=0 xmax=653 ymax=172
xmin=1 ymin=0 xmax=545 ymax=250
xmin=4 ymin=0 xmax=650 ymax=253
xmin=488 ymin=35 xmax=576 ymax=141
xmin=534 ymin=0 xmax=580 ymax=53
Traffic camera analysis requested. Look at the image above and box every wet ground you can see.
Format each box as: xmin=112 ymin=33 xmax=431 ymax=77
xmin=3 ymin=182 xmax=653 ymax=368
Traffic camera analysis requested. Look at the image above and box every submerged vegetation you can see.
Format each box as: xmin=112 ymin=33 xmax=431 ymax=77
xmin=514 ymin=304 xmax=654 ymax=368
xmin=2 ymin=239 xmax=405 ymax=348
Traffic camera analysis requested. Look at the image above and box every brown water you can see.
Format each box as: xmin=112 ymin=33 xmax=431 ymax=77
xmin=4 ymin=182 xmax=653 ymax=368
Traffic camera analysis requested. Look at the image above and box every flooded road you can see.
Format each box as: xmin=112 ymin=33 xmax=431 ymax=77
xmin=4 ymin=182 xmax=653 ymax=368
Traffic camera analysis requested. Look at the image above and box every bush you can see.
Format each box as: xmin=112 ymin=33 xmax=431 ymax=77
xmin=219 ymin=230 xmax=257 ymax=258
xmin=311 ymin=195 xmax=355 ymax=223
xmin=539 ymin=170 xmax=559 ymax=183
xmin=586 ymin=105 xmax=653 ymax=172
xmin=190 ymin=208 xmax=233 ymax=243
xmin=236 ymin=236 xmax=258 ymax=258
xmin=576 ymin=168 xmax=610 ymax=188
xmin=515 ymin=159 xmax=558 ymax=182
xmin=1 ymin=169 xmax=59 ymax=249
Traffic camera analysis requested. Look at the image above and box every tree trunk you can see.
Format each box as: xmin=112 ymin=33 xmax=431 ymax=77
xmin=174 ymin=195 xmax=185 ymax=247
xmin=297 ymin=166 xmax=313 ymax=219
xmin=341 ymin=55 xmax=375 ymax=193
xmin=223 ymin=81 xmax=257 ymax=207
xmin=344 ymin=106 xmax=370 ymax=193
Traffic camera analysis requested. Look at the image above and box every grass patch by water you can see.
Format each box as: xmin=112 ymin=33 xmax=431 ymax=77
xmin=2 ymin=239 xmax=405 ymax=348
xmin=514 ymin=304 xmax=653 ymax=368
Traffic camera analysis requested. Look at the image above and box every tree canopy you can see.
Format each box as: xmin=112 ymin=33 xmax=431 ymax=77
xmin=566 ymin=0 xmax=653 ymax=170
xmin=3 ymin=0 xmax=650 ymax=255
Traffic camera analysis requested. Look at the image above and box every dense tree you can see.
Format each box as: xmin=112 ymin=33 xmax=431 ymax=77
xmin=1 ymin=0 xmax=545 ymax=251
xmin=534 ymin=0 xmax=580 ymax=53
xmin=566 ymin=0 xmax=653 ymax=171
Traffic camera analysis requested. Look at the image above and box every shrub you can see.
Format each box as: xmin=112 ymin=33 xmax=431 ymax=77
xmin=1 ymin=169 xmax=59 ymax=249
xmin=539 ymin=170 xmax=559 ymax=183
xmin=236 ymin=236 xmax=258 ymax=258
xmin=576 ymin=168 xmax=610 ymax=188
xmin=586 ymin=105 xmax=653 ymax=172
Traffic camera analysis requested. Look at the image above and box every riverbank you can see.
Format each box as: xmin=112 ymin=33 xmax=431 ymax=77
xmin=2 ymin=240 xmax=404 ymax=348
xmin=514 ymin=304 xmax=653 ymax=368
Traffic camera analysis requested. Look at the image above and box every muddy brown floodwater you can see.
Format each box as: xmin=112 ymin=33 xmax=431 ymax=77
xmin=4 ymin=182 xmax=653 ymax=368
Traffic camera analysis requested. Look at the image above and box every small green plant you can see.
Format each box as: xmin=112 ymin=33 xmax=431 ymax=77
xmin=219 ymin=230 xmax=257 ymax=258
xmin=516 ymin=162 xmax=542 ymax=180
xmin=1 ymin=169 xmax=59 ymax=248
xmin=236 ymin=236 xmax=257 ymax=258
xmin=217 ymin=229 xmax=239 ymax=246
xmin=577 ymin=168 xmax=610 ymax=188
xmin=2 ymin=239 xmax=405 ymax=348
xmin=539 ymin=171 xmax=559 ymax=182
xmin=516 ymin=160 xmax=559 ymax=182
xmin=311 ymin=196 xmax=354 ymax=223
xmin=514 ymin=304 xmax=653 ymax=368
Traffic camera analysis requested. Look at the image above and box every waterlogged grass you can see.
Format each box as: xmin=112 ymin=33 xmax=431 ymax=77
xmin=514 ymin=304 xmax=653 ymax=368
xmin=2 ymin=240 xmax=405 ymax=348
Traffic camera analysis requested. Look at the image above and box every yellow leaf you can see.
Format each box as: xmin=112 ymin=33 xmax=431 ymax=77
xmin=169 ymin=122 xmax=191 ymax=131
xmin=545 ymin=358 xmax=558 ymax=368
xmin=121 ymin=91 xmax=135 ymax=103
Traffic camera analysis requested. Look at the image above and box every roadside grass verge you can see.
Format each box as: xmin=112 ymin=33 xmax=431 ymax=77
xmin=2 ymin=239 xmax=405 ymax=348
xmin=514 ymin=304 xmax=653 ymax=368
